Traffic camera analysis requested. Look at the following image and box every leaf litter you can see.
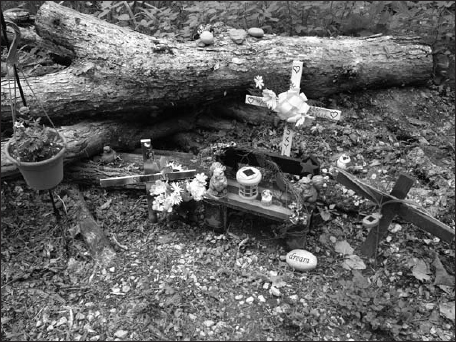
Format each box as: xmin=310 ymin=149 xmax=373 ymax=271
xmin=1 ymin=87 xmax=455 ymax=341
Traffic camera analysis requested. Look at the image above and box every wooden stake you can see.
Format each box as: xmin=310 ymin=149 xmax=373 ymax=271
xmin=336 ymin=169 xmax=455 ymax=257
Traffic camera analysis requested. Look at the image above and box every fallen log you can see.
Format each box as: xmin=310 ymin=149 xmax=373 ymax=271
xmin=63 ymin=184 xmax=116 ymax=265
xmin=1 ymin=1 xmax=432 ymax=122
xmin=1 ymin=116 xmax=200 ymax=179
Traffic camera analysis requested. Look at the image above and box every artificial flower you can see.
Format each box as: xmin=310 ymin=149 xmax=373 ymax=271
xmin=262 ymin=89 xmax=277 ymax=110
xmin=150 ymin=180 xmax=167 ymax=196
xmin=254 ymin=75 xmax=264 ymax=89
xmin=195 ymin=173 xmax=208 ymax=184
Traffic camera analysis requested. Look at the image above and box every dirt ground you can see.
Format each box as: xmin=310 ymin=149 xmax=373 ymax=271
xmin=1 ymin=84 xmax=455 ymax=341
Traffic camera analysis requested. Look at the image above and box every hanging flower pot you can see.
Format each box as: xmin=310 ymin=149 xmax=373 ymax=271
xmin=4 ymin=120 xmax=67 ymax=190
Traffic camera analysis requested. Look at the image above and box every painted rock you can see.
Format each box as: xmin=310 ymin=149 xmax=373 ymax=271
xmin=200 ymin=31 xmax=214 ymax=45
xmin=229 ymin=29 xmax=247 ymax=44
xmin=286 ymin=249 xmax=317 ymax=271
xmin=248 ymin=27 xmax=264 ymax=38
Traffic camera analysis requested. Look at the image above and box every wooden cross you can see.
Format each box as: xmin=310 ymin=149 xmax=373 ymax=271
xmin=140 ymin=139 xmax=197 ymax=223
xmin=336 ymin=169 xmax=455 ymax=257
xmin=245 ymin=61 xmax=342 ymax=156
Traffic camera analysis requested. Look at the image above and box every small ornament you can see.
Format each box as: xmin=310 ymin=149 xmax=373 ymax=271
xmin=261 ymin=189 xmax=272 ymax=206
xmin=311 ymin=175 xmax=325 ymax=191
xmin=100 ymin=146 xmax=117 ymax=164
xmin=236 ymin=166 xmax=262 ymax=200
xmin=207 ymin=162 xmax=228 ymax=198
xmin=362 ymin=213 xmax=381 ymax=229
xmin=297 ymin=176 xmax=318 ymax=204
xmin=337 ymin=154 xmax=351 ymax=169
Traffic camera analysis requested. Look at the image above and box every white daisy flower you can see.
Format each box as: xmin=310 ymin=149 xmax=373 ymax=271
xmin=254 ymin=75 xmax=264 ymax=89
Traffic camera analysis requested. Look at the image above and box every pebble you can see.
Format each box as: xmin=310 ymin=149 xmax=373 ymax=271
xmin=235 ymin=295 xmax=243 ymax=300
xmin=229 ymin=29 xmax=247 ymax=44
xmin=263 ymin=282 xmax=270 ymax=290
xmin=114 ymin=330 xmax=129 ymax=338
xmin=258 ymin=295 xmax=266 ymax=302
xmin=246 ymin=296 xmax=254 ymax=304
xmin=188 ymin=313 xmax=197 ymax=320
xmin=270 ymin=287 xmax=281 ymax=297
xmin=200 ymin=31 xmax=214 ymax=45
xmin=203 ymin=320 xmax=215 ymax=328
xmin=248 ymin=27 xmax=264 ymax=38
xmin=109 ymin=267 xmax=115 ymax=272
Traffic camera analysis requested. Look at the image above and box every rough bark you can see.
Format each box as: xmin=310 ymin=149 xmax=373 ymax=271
xmin=64 ymin=184 xmax=116 ymax=265
xmin=1 ymin=1 xmax=432 ymax=122
xmin=1 ymin=117 xmax=199 ymax=179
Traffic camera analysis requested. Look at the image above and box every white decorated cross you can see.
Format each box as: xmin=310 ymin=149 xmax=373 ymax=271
xmin=245 ymin=61 xmax=341 ymax=156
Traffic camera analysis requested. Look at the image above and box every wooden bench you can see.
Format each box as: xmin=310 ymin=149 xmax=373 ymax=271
xmin=203 ymin=146 xmax=321 ymax=231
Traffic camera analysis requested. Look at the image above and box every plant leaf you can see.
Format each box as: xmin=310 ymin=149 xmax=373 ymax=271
xmin=342 ymin=255 xmax=366 ymax=270
xmin=335 ymin=240 xmax=354 ymax=256
xmin=439 ymin=302 xmax=455 ymax=322
xmin=412 ymin=259 xmax=431 ymax=282
xmin=320 ymin=208 xmax=332 ymax=221
xmin=432 ymin=253 xmax=455 ymax=287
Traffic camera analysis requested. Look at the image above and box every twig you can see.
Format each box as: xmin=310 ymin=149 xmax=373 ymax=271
xmin=111 ymin=234 xmax=129 ymax=250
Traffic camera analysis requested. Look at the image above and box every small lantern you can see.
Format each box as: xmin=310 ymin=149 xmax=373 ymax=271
xmin=261 ymin=189 xmax=272 ymax=206
xmin=236 ymin=166 xmax=262 ymax=200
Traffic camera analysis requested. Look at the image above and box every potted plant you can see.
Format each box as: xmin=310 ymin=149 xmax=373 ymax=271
xmin=4 ymin=113 xmax=67 ymax=190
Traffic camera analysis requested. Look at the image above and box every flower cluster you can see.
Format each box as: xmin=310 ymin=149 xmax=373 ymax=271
xmin=288 ymin=201 xmax=309 ymax=225
xmin=150 ymin=172 xmax=208 ymax=212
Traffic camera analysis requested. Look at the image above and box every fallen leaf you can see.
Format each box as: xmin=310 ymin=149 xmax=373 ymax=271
xmin=342 ymin=255 xmax=366 ymax=270
xmin=439 ymin=302 xmax=455 ymax=322
xmin=412 ymin=259 xmax=431 ymax=282
xmin=432 ymin=253 xmax=455 ymax=287
xmin=100 ymin=199 xmax=112 ymax=210
xmin=352 ymin=270 xmax=370 ymax=289
xmin=320 ymin=209 xmax=331 ymax=221
xmin=270 ymin=275 xmax=286 ymax=288
xmin=335 ymin=240 xmax=354 ymax=256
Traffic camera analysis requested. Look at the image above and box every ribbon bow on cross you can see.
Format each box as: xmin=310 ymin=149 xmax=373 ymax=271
xmin=246 ymin=61 xmax=341 ymax=156
xmin=271 ymin=88 xmax=314 ymax=127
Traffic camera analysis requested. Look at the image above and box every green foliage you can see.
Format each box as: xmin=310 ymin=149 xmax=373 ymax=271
xmin=76 ymin=1 xmax=454 ymax=45
xmin=9 ymin=115 xmax=64 ymax=163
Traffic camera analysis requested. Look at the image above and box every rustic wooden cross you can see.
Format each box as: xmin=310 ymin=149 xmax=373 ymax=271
xmin=245 ymin=61 xmax=342 ymax=156
xmin=336 ymin=168 xmax=455 ymax=257
xmin=140 ymin=139 xmax=197 ymax=223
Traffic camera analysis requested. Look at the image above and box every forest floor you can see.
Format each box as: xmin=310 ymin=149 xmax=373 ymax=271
xmin=1 ymin=83 xmax=455 ymax=341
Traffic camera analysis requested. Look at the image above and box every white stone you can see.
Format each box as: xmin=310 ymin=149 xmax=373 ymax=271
xmin=286 ymin=249 xmax=318 ymax=271
xmin=270 ymin=286 xmax=281 ymax=297
xmin=247 ymin=27 xmax=264 ymax=38
xmin=203 ymin=320 xmax=215 ymax=328
xmin=200 ymin=31 xmax=214 ymax=45
xmin=114 ymin=330 xmax=129 ymax=338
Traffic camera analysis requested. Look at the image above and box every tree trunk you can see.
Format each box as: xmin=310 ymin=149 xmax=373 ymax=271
xmin=1 ymin=117 xmax=199 ymax=179
xmin=1 ymin=1 xmax=432 ymax=122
